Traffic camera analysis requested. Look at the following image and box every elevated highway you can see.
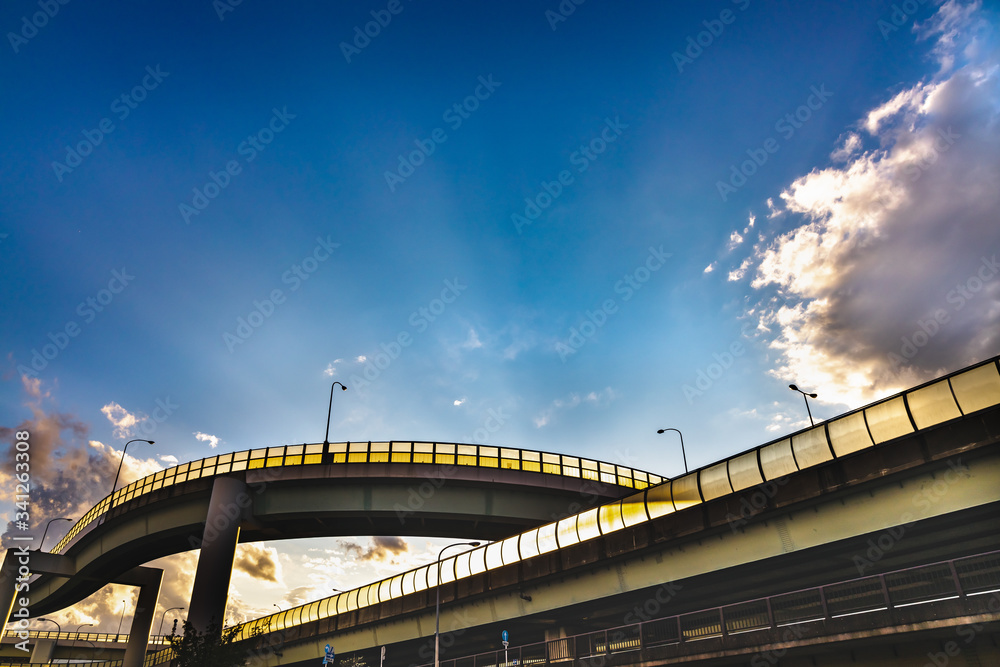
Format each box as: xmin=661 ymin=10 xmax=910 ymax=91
xmin=3 ymin=356 xmax=1000 ymax=666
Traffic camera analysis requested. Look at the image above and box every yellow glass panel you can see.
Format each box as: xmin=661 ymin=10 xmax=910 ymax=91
xmin=671 ymin=473 xmax=702 ymax=511
xmin=601 ymin=472 xmax=616 ymax=484
xmin=563 ymin=456 xmax=579 ymax=467
xmin=907 ymin=380 xmax=962 ymax=429
xmin=728 ymin=451 xmax=763 ymax=492
xmin=791 ymin=425 xmax=833 ymax=468
xmin=469 ymin=547 xmax=487 ymax=575
xmin=439 ymin=558 xmax=456 ymax=584
xmin=303 ymin=454 xmax=322 ymax=465
xmin=501 ymin=448 xmax=519 ymax=459
xmin=317 ymin=598 xmax=330 ymax=619
xmin=454 ymin=552 xmax=472 ymax=580
xmin=519 ymin=529 xmax=540 ymax=559
xmin=390 ymin=574 xmax=403 ymax=598
xmin=485 ymin=542 xmax=504 ymax=569
xmin=543 ymin=463 xmax=561 ymax=474
xmin=645 ymin=482 xmax=674 ymax=519
xmin=621 ymin=491 xmax=647 ymax=526
xmin=378 ymin=579 xmax=391 ymax=602
xmin=523 ymin=461 xmax=541 ymax=472
xmin=581 ymin=468 xmax=599 ymax=481
xmin=189 ymin=459 xmax=202 ymax=470
xmin=500 ymin=458 xmax=519 ymax=469
xmin=201 ymin=466 xmax=215 ymax=477
xmin=457 ymin=455 xmax=477 ymax=466
xmin=543 ymin=453 xmax=560 ymax=464
xmin=370 ymin=441 xmax=390 ymax=453
xmin=536 ymin=522 xmax=559 ymax=554
xmin=345 ymin=589 xmax=359 ymax=612
xmin=501 ymin=535 xmax=520 ymax=565
xmin=413 ymin=442 xmax=434 ymax=453
xmin=233 ymin=450 xmax=249 ymax=461
xmin=521 ymin=451 xmax=540 ymax=462
xmin=328 ymin=443 xmax=348 ymax=454
xmin=435 ymin=454 xmax=455 ymax=465
xmin=827 ymin=412 xmax=873 ymax=457
xmin=232 ymin=460 xmax=248 ymax=471
xmin=865 ymin=396 xmax=914 ymax=444
xmin=391 ymin=452 xmax=411 ymax=463
xmin=284 ymin=455 xmax=302 ymax=466
xmin=217 ymin=454 xmax=233 ymax=464
xmin=950 ymin=362 xmax=1000 ymax=414
xmin=556 ymin=517 xmax=579 ymax=548
xmin=178 ymin=463 xmax=190 ymax=473
xmin=699 ymin=462 xmax=732 ymax=501
xmin=266 ymin=456 xmax=283 ymax=467
xmin=366 ymin=584 xmax=379 ymax=607
xmin=306 ymin=444 xmax=324 ymax=455
xmin=436 ymin=443 xmax=456 ymax=454
xmin=392 ymin=441 xmax=412 ymax=452
xmin=349 ymin=442 xmax=368 ymax=452
xmin=268 ymin=447 xmax=285 ymax=457
xmin=413 ymin=565 xmax=430 ymax=591
xmin=480 ymin=457 xmax=499 ymax=468
xmin=369 ymin=452 xmax=389 ymax=463
xmin=187 ymin=469 xmax=201 ymax=481
xmin=175 ymin=473 xmax=188 ymax=483
xmin=759 ymin=439 xmax=798 ymax=480
xmin=598 ymin=502 xmax=625 ymax=534
xmin=247 ymin=459 xmax=265 ymax=469
xmin=600 ymin=462 xmax=614 ymax=473
xmin=564 ymin=467 xmax=580 ymax=478
xmin=348 ymin=453 xmax=368 ymax=463
xmin=333 ymin=453 xmax=346 ymax=463
xmin=582 ymin=459 xmax=598 ymax=470
xmin=285 ymin=444 xmax=304 ymax=456
xmin=402 ymin=571 xmax=416 ymax=596
xmin=154 ymin=470 xmax=165 ymax=480
xmin=576 ymin=507 xmax=601 ymax=541
xmin=249 ymin=450 xmax=266 ymax=460
xmin=152 ymin=480 xmax=163 ymax=491
xmin=413 ymin=452 xmax=433 ymax=463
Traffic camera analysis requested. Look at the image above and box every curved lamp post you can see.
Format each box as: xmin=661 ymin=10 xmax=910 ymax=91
xmin=324 ymin=382 xmax=347 ymax=445
xmin=39 ymin=517 xmax=73 ymax=552
xmin=435 ymin=542 xmax=481 ymax=667
xmin=112 ymin=439 xmax=155 ymax=493
xmin=73 ymin=623 xmax=93 ymax=659
xmin=789 ymin=384 xmax=818 ymax=426
xmin=117 ymin=600 xmax=127 ymax=637
xmin=157 ymin=607 xmax=184 ymax=638
xmin=656 ymin=428 xmax=688 ymax=474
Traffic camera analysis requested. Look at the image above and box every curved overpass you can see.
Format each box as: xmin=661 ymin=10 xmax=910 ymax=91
xmin=14 ymin=442 xmax=661 ymax=619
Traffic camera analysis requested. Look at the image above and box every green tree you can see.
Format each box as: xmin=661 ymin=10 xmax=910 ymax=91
xmin=167 ymin=620 xmax=258 ymax=667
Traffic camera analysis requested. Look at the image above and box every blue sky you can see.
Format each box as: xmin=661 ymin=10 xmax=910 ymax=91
xmin=2 ymin=0 xmax=998 ymax=630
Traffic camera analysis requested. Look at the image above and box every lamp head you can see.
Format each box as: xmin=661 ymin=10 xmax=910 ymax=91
xmin=808 ymin=393 xmax=818 ymax=398
xmin=470 ymin=541 xmax=481 ymax=547
xmin=788 ymin=384 xmax=798 ymax=391
xmin=657 ymin=429 xmax=666 ymax=434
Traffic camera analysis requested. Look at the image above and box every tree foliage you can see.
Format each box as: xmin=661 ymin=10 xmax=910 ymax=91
xmin=167 ymin=620 xmax=255 ymax=667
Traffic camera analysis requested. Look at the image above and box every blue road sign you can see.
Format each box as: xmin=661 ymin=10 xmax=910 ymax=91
xmin=502 ymin=630 xmax=508 ymax=642
xmin=323 ymin=644 xmax=335 ymax=665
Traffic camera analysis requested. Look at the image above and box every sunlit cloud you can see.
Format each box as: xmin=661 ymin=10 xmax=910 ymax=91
xmin=194 ymin=431 xmax=220 ymax=449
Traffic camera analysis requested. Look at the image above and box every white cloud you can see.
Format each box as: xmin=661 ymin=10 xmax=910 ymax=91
xmin=194 ymin=431 xmax=220 ymax=449
xmin=462 ymin=328 xmax=483 ymax=349
xmin=533 ymin=387 xmax=617 ymax=428
xmin=159 ymin=454 xmax=179 ymax=465
xmin=453 ymin=398 xmax=466 ymax=406
xmin=734 ymin=1 xmax=1000 ymax=406
xmin=355 ymin=355 xmax=367 ymax=363
xmin=704 ymin=263 xmax=716 ymax=274
xmin=101 ymin=402 xmax=146 ymax=439
xmin=727 ymin=229 xmax=745 ymax=250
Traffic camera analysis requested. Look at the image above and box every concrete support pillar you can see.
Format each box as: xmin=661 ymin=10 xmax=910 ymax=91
xmin=188 ymin=476 xmax=248 ymax=633
xmin=0 ymin=549 xmax=21 ymax=635
xmin=122 ymin=567 xmax=163 ymax=667
xmin=28 ymin=638 xmax=55 ymax=663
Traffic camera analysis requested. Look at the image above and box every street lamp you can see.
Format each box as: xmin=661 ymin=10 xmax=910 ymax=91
xmin=157 ymin=607 xmax=184 ymax=638
xmin=73 ymin=623 xmax=93 ymax=658
xmin=273 ymin=603 xmax=283 ymax=612
xmin=656 ymin=428 xmax=688 ymax=474
xmin=789 ymin=384 xmax=818 ymax=426
xmin=324 ymin=382 xmax=347 ymax=445
xmin=112 ymin=439 xmax=155 ymax=493
xmin=435 ymin=542 xmax=481 ymax=667
xmin=117 ymin=600 xmax=127 ymax=636
xmin=39 ymin=517 xmax=73 ymax=551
